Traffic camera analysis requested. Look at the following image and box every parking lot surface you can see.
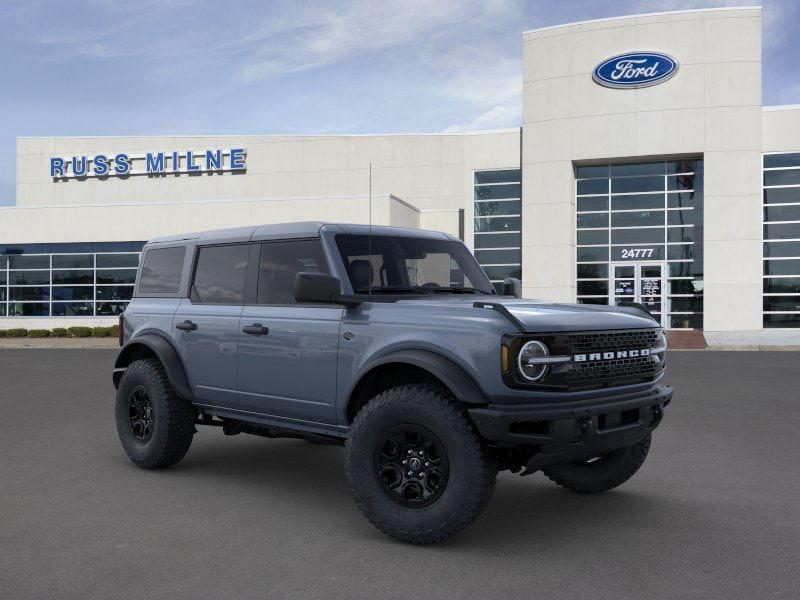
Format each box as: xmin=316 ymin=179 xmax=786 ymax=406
xmin=1 ymin=350 xmax=798 ymax=599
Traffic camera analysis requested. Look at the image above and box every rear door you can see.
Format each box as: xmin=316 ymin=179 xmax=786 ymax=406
xmin=237 ymin=239 xmax=342 ymax=427
xmin=173 ymin=243 xmax=256 ymax=408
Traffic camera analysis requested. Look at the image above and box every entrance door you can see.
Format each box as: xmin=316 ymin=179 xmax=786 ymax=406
xmin=610 ymin=262 xmax=665 ymax=326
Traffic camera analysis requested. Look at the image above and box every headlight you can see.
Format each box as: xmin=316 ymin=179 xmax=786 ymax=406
xmin=517 ymin=340 xmax=550 ymax=382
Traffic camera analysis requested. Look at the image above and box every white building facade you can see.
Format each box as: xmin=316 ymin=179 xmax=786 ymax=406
xmin=2 ymin=6 xmax=799 ymax=339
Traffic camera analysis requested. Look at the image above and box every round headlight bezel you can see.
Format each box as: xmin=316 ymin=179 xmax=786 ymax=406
xmin=516 ymin=339 xmax=550 ymax=382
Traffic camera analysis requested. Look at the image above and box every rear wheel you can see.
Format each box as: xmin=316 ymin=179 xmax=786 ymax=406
xmin=542 ymin=434 xmax=652 ymax=494
xmin=345 ymin=383 xmax=496 ymax=544
xmin=115 ymin=358 xmax=196 ymax=469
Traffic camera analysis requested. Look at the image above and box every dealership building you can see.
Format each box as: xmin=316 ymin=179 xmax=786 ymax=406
xmin=2 ymin=6 xmax=799 ymax=341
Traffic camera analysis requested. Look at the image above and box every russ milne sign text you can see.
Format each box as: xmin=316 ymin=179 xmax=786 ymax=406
xmin=50 ymin=148 xmax=246 ymax=179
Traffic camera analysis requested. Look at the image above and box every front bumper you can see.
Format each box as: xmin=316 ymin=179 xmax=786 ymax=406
xmin=468 ymin=384 xmax=673 ymax=470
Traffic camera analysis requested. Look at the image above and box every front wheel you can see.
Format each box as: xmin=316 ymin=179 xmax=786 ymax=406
xmin=542 ymin=433 xmax=652 ymax=494
xmin=345 ymin=384 xmax=496 ymax=544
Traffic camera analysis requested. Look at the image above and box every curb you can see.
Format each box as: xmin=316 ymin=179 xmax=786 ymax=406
xmin=0 ymin=339 xmax=119 ymax=349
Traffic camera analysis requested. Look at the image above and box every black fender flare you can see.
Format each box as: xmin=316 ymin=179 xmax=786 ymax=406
xmin=113 ymin=333 xmax=192 ymax=401
xmin=347 ymin=349 xmax=488 ymax=416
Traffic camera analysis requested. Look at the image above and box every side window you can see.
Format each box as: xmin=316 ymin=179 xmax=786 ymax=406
xmin=138 ymin=246 xmax=186 ymax=295
xmin=258 ymin=240 xmax=329 ymax=304
xmin=192 ymin=244 xmax=251 ymax=304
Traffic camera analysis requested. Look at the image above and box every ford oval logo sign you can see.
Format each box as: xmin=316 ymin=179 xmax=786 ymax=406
xmin=593 ymin=52 xmax=678 ymax=89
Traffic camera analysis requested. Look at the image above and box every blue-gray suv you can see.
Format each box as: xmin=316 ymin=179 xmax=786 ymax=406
xmin=113 ymin=222 xmax=672 ymax=544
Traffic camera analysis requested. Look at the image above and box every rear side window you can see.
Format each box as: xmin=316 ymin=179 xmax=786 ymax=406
xmin=258 ymin=240 xmax=329 ymax=304
xmin=138 ymin=247 xmax=186 ymax=295
xmin=192 ymin=244 xmax=250 ymax=304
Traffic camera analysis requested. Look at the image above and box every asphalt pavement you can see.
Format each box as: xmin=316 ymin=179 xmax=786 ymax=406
xmin=1 ymin=349 xmax=798 ymax=599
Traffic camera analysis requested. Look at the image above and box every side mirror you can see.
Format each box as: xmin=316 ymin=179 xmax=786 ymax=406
xmin=502 ymin=277 xmax=522 ymax=298
xmin=295 ymin=272 xmax=362 ymax=306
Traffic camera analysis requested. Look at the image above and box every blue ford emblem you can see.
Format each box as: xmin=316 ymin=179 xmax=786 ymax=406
xmin=593 ymin=52 xmax=678 ymax=89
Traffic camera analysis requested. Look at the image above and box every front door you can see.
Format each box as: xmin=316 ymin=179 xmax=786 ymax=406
xmin=610 ymin=262 xmax=665 ymax=326
xmin=236 ymin=239 xmax=342 ymax=428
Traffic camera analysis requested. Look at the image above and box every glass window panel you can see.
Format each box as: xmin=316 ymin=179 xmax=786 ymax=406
xmin=667 ymin=174 xmax=698 ymax=191
xmin=52 ymin=302 xmax=94 ymax=316
xmin=611 ymin=176 xmax=663 ymax=194
xmin=611 ymin=194 xmax=664 ymax=210
xmin=764 ymin=241 xmax=800 ymax=258
xmin=193 ymin=244 xmax=250 ymax=304
xmin=52 ymin=270 xmax=93 ymax=284
xmin=9 ymin=271 xmax=50 ymax=285
xmin=610 ymin=162 xmax=664 ymax=176
xmin=577 ymin=179 xmax=608 ymax=195
xmin=258 ymin=240 xmax=330 ymax=305
xmin=668 ymin=227 xmax=694 ymax=243
xmin=0 ymin=255 xmax=6 ymax=269
xmin=764 ymin=205 xmax=800 ymax=222
xmin=667 ymin=245 xmax=694 ymax=260
xmin=669 ymin=262 xmax=697 ymax=277
xmin=576 ymin=165 xmax=609 ymax=178
xmin=97 ymin=269 xmax=137 ymax=284
xmin=96 ymin=285 xmax=134 ymax=301
xmin=0 ymin=304 xmax=5 ymax=316
xmin=764 ymin=170 xmax=800 ymax=187
xmin=0 ymin=288 xmax=5 ymax=301
xmin=577 ymin=230 xmax=608 ymax=245
xmin=667 ymin=160 xmax=702 ymax=174
xmin=474 ymin=216 xmax=520 ymax=232
xmin=763 ymin=188 xmax=800 ymax=204
xmin=138 ymin=247 xmax=185 ymax=294
xmin=8 ymin=255 xmax=49 ymax=269
xmin=610 ymin=228 xmax=664 ymax=244
xmin=474 ymin=170 xmax=520 ymax=184
xmin=482 ymin=265 xmax=521 ymax=281
xmin=8 ymin=302 xmax=49 ymax=316
xmin=96 ymin=301 xmax=128 ymax=315
xmin=577 ymin=264 xmax=608 ymax=279
xmin=614 ymin=265 xmax=635 ymax=278
xmin=578 ymin=297 xmax=609 ymax=305
xmin=668 ymin=209 xmax=699 ymax=226
xmin=764 ymin=153 xmax=800 ymax=168
xmin=667 ymin=191 xmax=702 ymax=209
xmin=52 ymin=286 xmax=94 ymax=301
xmin=669 ymin=314 xmax=703 ymax=329
xmin=764 ymin=259 xmax=800 ymax=275
xmin=474 ymin=200 xmax=521 ymax=216
xmin=474 ymin=249 xmax=521 ymax=264
xmin=96 ymin=253 xmax=139 ymax=268
xmin=10 ymin=287 xmax=50 ymax=301
xmin=611 ymin=210 xmax=664 ymax=227
xmin=0 ymin=272 xmax=5 ymax=285
xmin=763 ymin=296 xmax=800 ymax=312
xmin=763 ymin=278 xmax=800 ymax=294
xmin=577 ymin=247 xmax=609 ymax=262
xmin=474 ymin=184 xmax=521 ymax=200
xmin=577 ymin=280 xmax=608 ymax=295
xmin=577 ymin=196 xmax=608 ymax=212
xmin=669 ymin=296 xmax=703 ymax=312
xmin=764 ymin=223 xmax=800 ymax=240
xmin=669 ymin=279 xmax=704 ymax=295
xmin=764 ymin=314 xmax=800 ymax=327
xmin=52 ymin=254 xmax=93 ymax=269
xmin=474 ymin=232 xmax=521 ymax=248
xmin=577 ymin=212 xmax=608 ymax=228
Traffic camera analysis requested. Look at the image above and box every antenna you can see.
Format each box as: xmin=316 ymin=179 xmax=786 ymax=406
xmin=368 ymin=161 xmax=373 ymax=299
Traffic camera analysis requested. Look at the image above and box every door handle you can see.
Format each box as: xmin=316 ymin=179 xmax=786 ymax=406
xmin=242 ymin=323 xmax=269 ymax=335
xmin=175 ymin=320 xmax=198 ymax=332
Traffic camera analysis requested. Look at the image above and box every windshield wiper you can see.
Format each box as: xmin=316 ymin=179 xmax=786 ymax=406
xmin=354 ymin=286 xmax=426 ymax=294
xmin=430 ymin=286 xmax=484 ymax=294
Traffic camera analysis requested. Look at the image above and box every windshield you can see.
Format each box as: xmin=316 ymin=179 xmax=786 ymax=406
xmin=335 ymin=234 xmax=495 ymax=295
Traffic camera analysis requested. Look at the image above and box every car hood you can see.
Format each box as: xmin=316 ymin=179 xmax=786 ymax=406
xmin=394 ymin=295 xmax=660 ymax=333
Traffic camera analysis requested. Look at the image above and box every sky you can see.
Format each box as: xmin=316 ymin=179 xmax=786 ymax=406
xmin=1 ymin=0 xmax=799 ymax=206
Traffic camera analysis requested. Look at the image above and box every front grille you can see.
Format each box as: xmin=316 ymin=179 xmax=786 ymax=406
xmin=567 ymin=330 xmax=661 ymax=354
xmin=564 ymin=355 xmax=658 ymax=387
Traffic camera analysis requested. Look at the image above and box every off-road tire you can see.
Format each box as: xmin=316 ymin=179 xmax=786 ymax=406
xmin=115 ymin=358 xmax=196 ymax=469
xmin=542 ymin=433 xmax=652 ymax=494
xmin=345 ymin=383 xmax=496 ymax=544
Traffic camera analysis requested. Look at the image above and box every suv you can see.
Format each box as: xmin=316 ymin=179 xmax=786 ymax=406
xmin=113 ymin=222 xmax=672 ymax=544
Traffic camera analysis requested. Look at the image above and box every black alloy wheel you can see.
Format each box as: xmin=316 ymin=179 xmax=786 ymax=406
xmin=128 ymin=386 xmax=154 ymax=443
xmin=375 ymin=424 xmax=449 ymax=507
